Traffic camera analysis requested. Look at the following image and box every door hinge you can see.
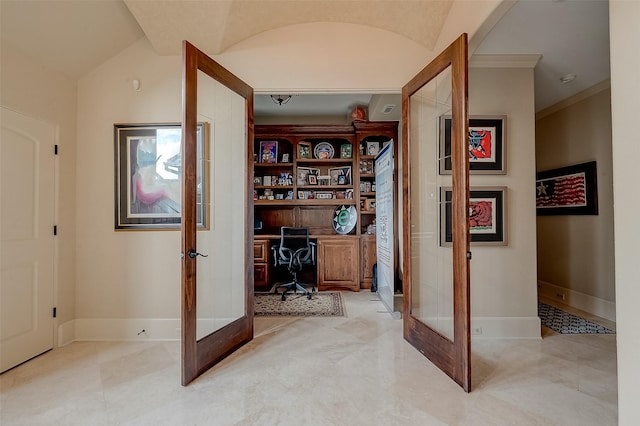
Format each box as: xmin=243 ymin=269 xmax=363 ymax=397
xmin=54 ymin=144 xmax=59 ymax=155
xmin=467 ymin=251 xmax=472 ymax=260
xmin=53 ymin=225 xmax=57 ymax=236
xmin=52 ymin=307 xmax=57 ymax=318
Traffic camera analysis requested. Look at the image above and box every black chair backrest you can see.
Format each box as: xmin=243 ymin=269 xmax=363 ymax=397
xmin=280 ymin=227 xmax=310 ymax=252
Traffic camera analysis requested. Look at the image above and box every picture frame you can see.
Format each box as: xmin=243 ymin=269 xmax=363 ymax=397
xmin=314 ymin=191 xmax=334 ymax=199
xmin=440 ymin=186 xmax=508 ymax=246
xmin=298 ymin=142 xmax=312 ymax=159
xmin=340 ymin=143 xmax=353 ymax=159
xmin=536 ymin=161 xmax=598 ymax=215
xmin=114 ymin=122 xmax=209 ymax=230
xmin=281 ymin=153 xmax=290 ymax=163
xmin=365 ymin=198 xmax=376 ymax=211
xmin=439 ymin=115 xmax=507 ymax=174
xmin=259 ymin=140 xmax=278 ymax=164
xmin=366 ymin=141 xmax=380 ymax=156
xmin=329 ymin=166 xmax=352 ymax=185
xmin=308 ymin=174 xmax=318 ymax=185
xmin=296 ymin=167 xmax=320 ymax=186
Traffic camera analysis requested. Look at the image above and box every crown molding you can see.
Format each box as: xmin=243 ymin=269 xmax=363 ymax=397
xmin=469 ymin=54 xmax=541 ymax=69
xmin=535 ymin=80 xmax=611 ymax=120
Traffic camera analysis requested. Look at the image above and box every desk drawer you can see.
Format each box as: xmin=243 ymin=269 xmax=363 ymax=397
xmin=253 ymin=240 xmax=269 ymax=262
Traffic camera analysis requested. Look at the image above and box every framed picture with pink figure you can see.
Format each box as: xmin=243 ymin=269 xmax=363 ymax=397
xmin=114 ymin=122 xmax=209 ymax=230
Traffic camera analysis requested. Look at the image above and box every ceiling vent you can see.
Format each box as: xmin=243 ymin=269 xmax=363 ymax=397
xmin=382 ymin=104 xmax=396 ymax=114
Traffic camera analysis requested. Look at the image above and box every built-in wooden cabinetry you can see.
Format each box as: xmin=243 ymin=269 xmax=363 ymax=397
xmin=253 ymin=239 xmax=270 ymax=290
xmin=252 ymin=122 xmax=397 ymax=291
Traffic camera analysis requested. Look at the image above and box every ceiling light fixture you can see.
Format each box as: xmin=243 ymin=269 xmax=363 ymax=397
xmin=560 ymin=73 xmax=577 ymax=84
xmin=270 ymin=95 xmax=292 ymax=106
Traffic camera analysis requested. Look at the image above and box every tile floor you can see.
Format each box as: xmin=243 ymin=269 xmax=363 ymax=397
xmin=0 ymin=292 xmax=617 ymax=425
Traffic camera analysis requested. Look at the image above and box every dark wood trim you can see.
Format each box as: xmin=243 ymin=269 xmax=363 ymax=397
xmin=401 ymin=33 xmax=471 ymax=392
xmin=181 ymin=40 xmax=254 ymax=386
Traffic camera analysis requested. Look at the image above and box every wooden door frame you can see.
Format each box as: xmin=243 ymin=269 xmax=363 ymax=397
xmin=401 ymin=33 xmax=471 ymax=391
xmin=181 ymin=40 xmax=255 ymax=386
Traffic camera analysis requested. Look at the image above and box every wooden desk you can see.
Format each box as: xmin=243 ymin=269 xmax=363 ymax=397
xmin=254 ymin=234 xmax=360 ymax=292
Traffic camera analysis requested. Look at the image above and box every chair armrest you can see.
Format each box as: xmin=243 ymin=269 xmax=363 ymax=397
xmin=309 ymin=242 xmax=316 ymax=265
xmin=271 ymin=245 xmax=279 ymax=267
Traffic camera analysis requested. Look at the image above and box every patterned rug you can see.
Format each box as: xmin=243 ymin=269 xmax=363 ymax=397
xmin=254 ymin=292 xmax=346 ymax=317
xmin=538 ymin=302 xmax=615 ymax=334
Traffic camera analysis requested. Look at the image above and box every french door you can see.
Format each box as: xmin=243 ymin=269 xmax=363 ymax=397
xmin=181 ymin=41 xmax=254 ymax=385
xmin=180 ymin=34 xmax=470 ymax=389
xmin=402 ymin=34 xmax=471 ymax=391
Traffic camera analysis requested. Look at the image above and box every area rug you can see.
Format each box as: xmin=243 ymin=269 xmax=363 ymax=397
xmin=254 ymin=292 xmax=346 ymax=317
xmin=538 ymin=302 xmax=615 ymax=334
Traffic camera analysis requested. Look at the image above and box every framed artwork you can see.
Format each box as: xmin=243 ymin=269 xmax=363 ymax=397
xmin=536 ymin=161 xmax=598 ymax=215
xmin=308 ymin=174 xmax=318 ymax=185
xmin=298 ymin=142 xmax=312 ymax=159
xmin=340 ymin=143 xmax=353 ymax=159
xmin=366 ymin=141 xmax=380 ymax=156
xmin=329 ymin=166 xmax=352 ymax=185
xmin=259 ymin=140 xmax=278 ymax=163
xmin=296 ymin=167 xmax=319 ymax=186
xmin=440 ymin=186 xmax=507 ymax=246
xmin=114 ymin=122 xmax=209 ymax=230
xmin=439 ymin=115 xmax=506 ymax=174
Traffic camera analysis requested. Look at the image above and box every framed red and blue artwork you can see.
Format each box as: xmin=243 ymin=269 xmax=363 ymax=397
xmin=439 ymin=115 xmax=506 ymax=174
xmin=440 ymin=186 xmax=508 ymax=246
xmin=536 ymin=161 xmax=598 ymax=215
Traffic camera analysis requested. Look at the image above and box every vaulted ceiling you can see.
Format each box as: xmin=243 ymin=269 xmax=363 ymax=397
xmin=124 ymin=0 xmax=454 ymax=56
xmin=1 ymin=0 xmax=610 ymax=114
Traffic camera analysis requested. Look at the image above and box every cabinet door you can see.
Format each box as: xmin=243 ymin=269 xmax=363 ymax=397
xmin=317 ymin=238 xmax=359 ymax=291
xmin=360 ymin=236 xmax=377 ymax=289
xmin=253 ymin=240 xmax=269 ymax=262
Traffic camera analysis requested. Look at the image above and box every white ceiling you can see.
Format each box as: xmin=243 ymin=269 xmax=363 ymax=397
xmin=0 ymin=0 xmax=610 ymax=116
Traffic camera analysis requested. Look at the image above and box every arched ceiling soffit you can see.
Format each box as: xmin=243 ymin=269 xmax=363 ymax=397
xmin=124 ymin=0 xmax=454 ymax=56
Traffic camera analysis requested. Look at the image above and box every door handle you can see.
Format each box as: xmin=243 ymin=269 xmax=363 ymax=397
xmin=187 ymin=250 xmax=208 ymax=259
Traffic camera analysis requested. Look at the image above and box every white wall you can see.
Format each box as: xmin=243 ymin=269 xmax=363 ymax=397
xmin=74 ymin=38 xmax=183 ymax=340
xmin=71 ymin=16 xmax=538 ymax=340
xmin=0 ymin=42 xmax=77 ymax=340
xmin=467 ymin=67 xmax=540 ymax=338
xmin=610 ymin=1 xmax=640 ymax=424
xmin=535 ymin=87 xmax=615 ymax=320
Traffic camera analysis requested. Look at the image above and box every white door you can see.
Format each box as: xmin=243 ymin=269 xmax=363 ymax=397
xmin=1 ymin=107 xmax=55 ymax=372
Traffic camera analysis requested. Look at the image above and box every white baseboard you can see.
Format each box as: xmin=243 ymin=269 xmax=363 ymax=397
xmin=57 ymin=320 xmax=76 ymax=347
xmin=471 ymin=316 xmax=541 ymax=339
xmin=61 ymin=318 xmax=181 ymax=343
xmin=537 ymin=280 xmax=616 ymax=322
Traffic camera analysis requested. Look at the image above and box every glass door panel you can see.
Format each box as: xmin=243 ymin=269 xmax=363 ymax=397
xmin=402 ymin=33 xmax=471 ymax=392
xmin=181 ymin=41 xmax=254 ymax=386
xmin=409 ymin=66 xmax=454 ymax=340
xmin=195 ymin=70 xmax=247 ymax=340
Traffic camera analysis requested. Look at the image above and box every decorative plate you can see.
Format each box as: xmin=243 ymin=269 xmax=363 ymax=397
xmin=332 ymin=205 xmax=357 ymax=234
xmin=314 ymin=142 xmax=335 ymax=159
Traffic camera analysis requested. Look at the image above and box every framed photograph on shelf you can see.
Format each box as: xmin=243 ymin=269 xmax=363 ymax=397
xmin=315 ymin=191 xmax=334 ymax=200
xmin=366 ymin=141 xmax=380 ymax=156
xmin=308 ymin=174 xmax=318 ymax=185
xmin=340 ymin=143 xmax=353 ymax=159
xmin=536 ymin=161 xmax=598 ymax=215
xmin=281 ymin=153 xmax=290 ymax=163
xmin=329 ymin=166 xmax=352 ymax=185
xmin=114 ymin=122 xmax=209 ymax=230
xmin=365 ymin=198 xmax=376 ymax=211
xmin=440 ymin=186 xmax=507 ymax=246
xmin=439 ymin=115 xmax=506 ymax=174
xmin=297 ymin=142 xmax=312 ymax=159
xmin=296 ymin=167 xmax=319 ymax=186
xmin=259 ymin=140 xmax=278 ymax=163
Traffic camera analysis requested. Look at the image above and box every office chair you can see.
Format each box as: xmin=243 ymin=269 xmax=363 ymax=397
xmin=272 ymin=227 xmax=316 ymax=301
